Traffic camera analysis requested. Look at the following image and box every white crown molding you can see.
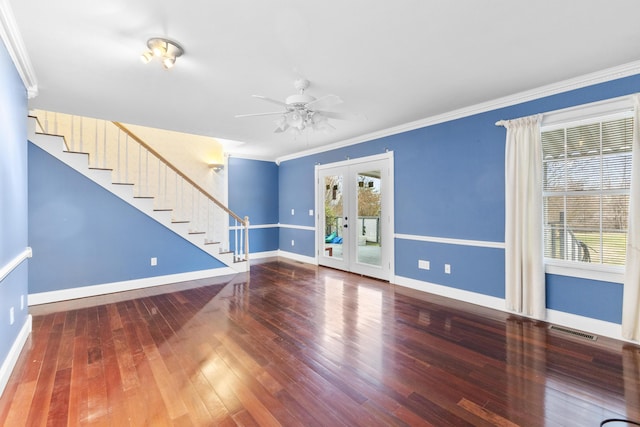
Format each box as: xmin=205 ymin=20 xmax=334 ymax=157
xmin=0 ymin=0 xmax=37 ymax=98
xmin=276 ymin=60 xmax=640 ymax=164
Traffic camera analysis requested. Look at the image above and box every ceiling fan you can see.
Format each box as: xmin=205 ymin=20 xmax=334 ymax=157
xmin=235 ymin=79 xmax=359 ymax=134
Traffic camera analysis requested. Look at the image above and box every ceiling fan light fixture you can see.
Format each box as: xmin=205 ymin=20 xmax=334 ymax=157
xmin=162 ymin=57 xmax=176 ymax=69
xmin=140 ymin=51 xmax=153 ymax=64
xmin=288 ymin=111 xmax=305 ymax=129
xmin=152 ymin=44 xmax=166 ymax=57
xmin=142 ymin=38 xmax=183 ymax=70
xmin=239 ymin=79 xmax=354 ymax=137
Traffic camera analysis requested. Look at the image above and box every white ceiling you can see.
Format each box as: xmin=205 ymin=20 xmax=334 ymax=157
xmin=10 ymin=0 xmax=640 ymax=160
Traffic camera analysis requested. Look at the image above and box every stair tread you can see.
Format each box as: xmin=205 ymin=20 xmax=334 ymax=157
xmin=154 ymin=209 xmax=172 ymax=212
xmin=172 ymin=220 xmax=190 ymax=224
xmin=188 ymin=231 xmax=205 ymax=235
xmin=204 ymin=241 xmax=221 ymax=245
xmin=89 ymin=167 xmax=113 ymax=171
xmin=134 ymin=196 xmax=154 ymax=199
xmin=112 ymin=182 xmax=134 ymax=186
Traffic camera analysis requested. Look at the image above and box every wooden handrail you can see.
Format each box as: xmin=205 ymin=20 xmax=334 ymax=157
xmin=112 ymin=122 xmax=246 ymax=225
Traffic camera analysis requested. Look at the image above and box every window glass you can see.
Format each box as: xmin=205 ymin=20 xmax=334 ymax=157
xmin=542 ymin=116 xmax=632 ymax=267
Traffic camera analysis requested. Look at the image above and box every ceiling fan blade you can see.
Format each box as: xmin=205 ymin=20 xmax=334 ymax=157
xmin=252 ymin=95 xmax=288 ymax=107
xmin=235 ymin=111 xmax=285 ymax=118
xmin=318 ymin=111 xmax=367 ymax=121
xmin=274 ymin=122 xmax=289 ymax=133
xmin=306 ymin=94 xmax=343 ymax=111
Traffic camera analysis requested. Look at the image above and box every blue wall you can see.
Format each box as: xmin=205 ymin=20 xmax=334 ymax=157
xmin=228 ymin=157 xmax=279 ymax=253
xmin=0 ymin=41 xmax=29 ymax=370
xmin=277 ymin=73 xmax=640 ymax=324
xmin=28 ymin=143 xmax=225 ymax=294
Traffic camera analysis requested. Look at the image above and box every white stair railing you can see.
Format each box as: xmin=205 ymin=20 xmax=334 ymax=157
xmin=32 ymin=110 xmax=249 ymax=264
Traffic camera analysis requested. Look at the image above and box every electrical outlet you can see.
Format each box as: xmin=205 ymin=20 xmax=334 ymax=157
xmin=309 ymin=209 xmax=313 ymax=216
xmin=291 ymin=208 xmax=295 ymax=215
xmin=418 ymin=260 xmax=430 ymax=270
xmin=9 ymin=307 xmax=14 ymax=325
xmin=151 ymin=257 xmax=157 ymax=266
xmin=291 ymin=240 xmax=295 ymax=247
xmin=444 ymin=264 xmax=451 ymax=274
xmin=20 ymin=295 xmax=24 ymax=310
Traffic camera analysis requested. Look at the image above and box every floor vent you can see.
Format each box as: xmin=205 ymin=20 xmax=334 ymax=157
xmin=549 ymin=325 xmax=598 ymax=341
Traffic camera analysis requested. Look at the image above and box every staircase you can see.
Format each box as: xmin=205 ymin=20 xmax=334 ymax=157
xmin=27 ymin=112 xmax=249 ymax=273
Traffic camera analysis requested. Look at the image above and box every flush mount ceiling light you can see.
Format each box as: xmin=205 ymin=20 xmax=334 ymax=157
xmin=140 ymin=38 xmax=184 ymax=70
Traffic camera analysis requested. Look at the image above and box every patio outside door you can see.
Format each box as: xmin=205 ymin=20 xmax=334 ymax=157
xmin=317 ymin=154 xmax=393 ymax=281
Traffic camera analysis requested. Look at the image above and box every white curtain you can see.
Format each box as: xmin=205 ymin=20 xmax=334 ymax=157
xmin=622 ymin=95 xmax=640 ymax=341
xmin=503 ymin=115 xmax=545 ymax=319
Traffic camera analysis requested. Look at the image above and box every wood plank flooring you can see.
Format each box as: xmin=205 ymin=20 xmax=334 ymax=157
xmin=1 ymin=260 xmax=639 ymax=426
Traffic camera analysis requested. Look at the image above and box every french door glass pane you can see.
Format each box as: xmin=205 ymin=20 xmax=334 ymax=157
xmin=324 ymin=174 xmax=343 ymax=260
xmin=356 ymin=170 xmax=381 ymax=266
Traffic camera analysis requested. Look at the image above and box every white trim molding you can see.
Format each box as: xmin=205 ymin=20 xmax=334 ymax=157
xmin=545 ymin=262 xmax=624 ymax=284
xmin=0 ymin=0 xmax=37 ymax=98
xmin=0 ymin=314 xmax=31 ymax=398
xmin=394 ymin=274 xmax=633 ymax=343
xmin=394 ymin=275 xmax=506 ymax=312
xmin=279 ymin=223 xmax=315 ymax=231
xmin=28 ymin=267 xmax=237 ymax=306
xmin=230 ymin=223 xmax=279 ymax=230
xmin=276 ymin=60 xmax=640 ymax=164
xmin=248 ymin=250 xmax=279 ymax=262
xmin=395 ymin=233 xmax=505 ymax=249
xmin=0 ymin=247 xmax=32 ymax=284
xmin=277 ymin=250 xmax=317 ymax=265
xmin=545 ymin=309 xmax=628 ymax=343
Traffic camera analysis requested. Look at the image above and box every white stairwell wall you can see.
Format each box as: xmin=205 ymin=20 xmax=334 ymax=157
xmin=28 ymin=116 xmax=248 ymax=273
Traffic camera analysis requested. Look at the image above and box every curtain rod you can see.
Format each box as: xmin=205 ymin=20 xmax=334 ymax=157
xmin=495 ymin=94 xmax=636 ymax=128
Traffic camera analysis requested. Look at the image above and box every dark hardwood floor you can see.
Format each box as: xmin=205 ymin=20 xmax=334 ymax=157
xmin=1 ymin=260 xmax=639 ymax=426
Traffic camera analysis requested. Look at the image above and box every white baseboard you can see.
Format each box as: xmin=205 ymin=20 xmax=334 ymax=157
xmin=545 ymin=309 xmax=629 ymax=343
xmin=393 ymin=275 xmax=634 ymax=344
xmin=28 ymin=267 xmax=237 ymax=306
xmin=0 ymin=315 xmax=32 ymax=399
xmin=393 ymin=275 xmax=506 ymax=312
xmin=277 ymin=250 xmax=317 ymax=265
xmin=249 ymin=250 xmax=280 ymax=262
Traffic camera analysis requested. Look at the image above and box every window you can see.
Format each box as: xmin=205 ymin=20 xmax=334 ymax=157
xmin=542 ymin=114 xmax=632 ymax=268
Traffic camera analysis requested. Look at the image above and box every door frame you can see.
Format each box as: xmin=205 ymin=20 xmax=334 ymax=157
xmin=314 ymin=151 xmax=394 ymax=281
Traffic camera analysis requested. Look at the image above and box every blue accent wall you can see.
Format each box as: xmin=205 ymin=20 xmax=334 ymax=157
xmin=278 ymin=157 xmax=316 ymax=228
xmin=279 ymin=228 xmax=315 ymax=258
xmin=395 ymin=239 xmax=505 ymax=298
xmin=0 ymin=40 xmax=29 ymax=371
xmin=228 ymin=157 xmax=278 ymax=224
xmin=227 ymin=157 xmax=279 ymax=253
xmin=277 ymin=72 xmax=640 ymax=325
xmin=546 ymin=274 xmax=623 ymax=324
xmin=28 ymin=143 xmax=225 ymax=294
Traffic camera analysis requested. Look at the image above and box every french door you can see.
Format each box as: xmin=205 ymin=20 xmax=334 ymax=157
xmin=316 ymin=153 xmax=393 ymax=281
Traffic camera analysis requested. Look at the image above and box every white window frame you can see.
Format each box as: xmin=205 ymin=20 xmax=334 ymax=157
xmin=540 ymin=95 xmax=632 ymax=284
